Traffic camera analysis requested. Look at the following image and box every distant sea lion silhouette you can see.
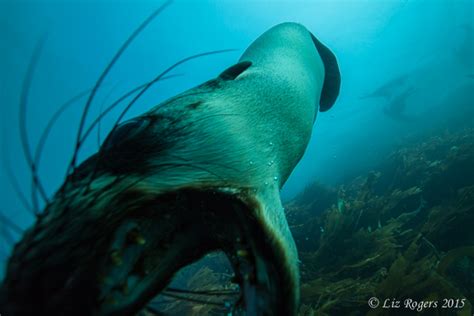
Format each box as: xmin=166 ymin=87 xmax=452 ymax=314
xmin=456 ymin=24 xmax=473 ymax=71
xmin=0 ymin=19 xmax=340 ymax=316
xmin=383 ymin=86 xmax=416 ymax=121
xmin=359 ymin=73 xmax=409 ymax=100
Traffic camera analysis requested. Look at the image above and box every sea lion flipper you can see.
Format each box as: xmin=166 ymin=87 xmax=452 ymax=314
xmin=239 ymin=186 xmax=300 ymax=314
xmin=310 ymin=34 xmax=341 ymax=112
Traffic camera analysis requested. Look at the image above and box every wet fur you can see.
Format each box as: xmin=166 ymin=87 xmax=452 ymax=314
xmin=1 ymin=21 xmax=340 ymax=315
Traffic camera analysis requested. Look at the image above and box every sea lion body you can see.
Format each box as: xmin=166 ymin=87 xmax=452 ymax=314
xmin=1 ymin=22 xmax=340 ymax=315
xmin=133 ymin=23 xmax=325 ymax=191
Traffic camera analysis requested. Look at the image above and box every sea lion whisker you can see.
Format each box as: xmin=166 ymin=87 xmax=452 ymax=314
xmin=111 ymin=49 xmax=237 ymax=130
xmin=19 ymin=35 xmax=49 ymax=214
xmin=97 ymin=81 xmax=122 ymax=148
xmin=94 ymin=73 xmax=183 ymax=149
xmin=69 ymin=1 xmax=173 ymax=174
xmin=1 ymin=135 xmax=34 ymax=215
xmin=85 ymin=50 xmax=236 ymax=188
xmin=55 ymin=74 xmax=179 ymax=198
xmin=79 ymin=74 xmax=182 ymax=152
xmin=0 ymin=226 xmax=15 ymax=249
xmin=33 ymin=81 xmax=144 ymax=199
xmin=34 ymin=89 xmax=91 ymax=169
xmin=33 ymin=87 xmax=96 ymax=208
xmin=0 ymin=210 xmax=24 ymax=236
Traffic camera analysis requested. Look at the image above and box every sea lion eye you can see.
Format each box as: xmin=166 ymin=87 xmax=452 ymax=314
xmin=102 ymin=118 xmax=150 ymax=150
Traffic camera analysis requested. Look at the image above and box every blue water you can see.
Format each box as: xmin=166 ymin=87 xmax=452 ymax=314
xmin=0 ymin=0 xmax=472 ymax=283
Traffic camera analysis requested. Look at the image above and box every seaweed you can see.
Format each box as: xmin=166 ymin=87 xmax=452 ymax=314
xmin=156 ymin=127 xmax=474 ymax=315
xmin=294 ymin=128 xmax=474 ymax=315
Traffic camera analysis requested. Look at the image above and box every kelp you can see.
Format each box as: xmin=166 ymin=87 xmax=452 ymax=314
xmin=294 ymin=128 xmax=474 ymax=315
xmin=147 ymin=252 xmax=237 ymax=315
xmin=155 ymin=128 xmax=474 ymax=315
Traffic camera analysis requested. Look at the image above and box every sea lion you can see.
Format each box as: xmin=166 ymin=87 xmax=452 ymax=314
xmin=383 ymin=86 xmax=416 ymax=120
xmin=359 ymin=73 xmax=409 ymax=100
xmin=0 ymin=22 xmax=340 ymax=315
